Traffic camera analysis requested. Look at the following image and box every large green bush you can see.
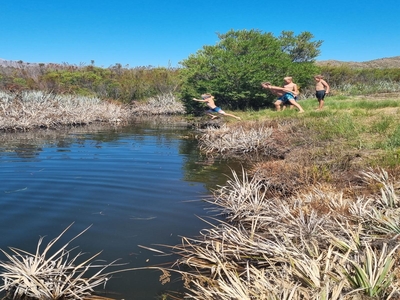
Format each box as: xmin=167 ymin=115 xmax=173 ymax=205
xmin=179 ymin=29 xmax=321 ymax=114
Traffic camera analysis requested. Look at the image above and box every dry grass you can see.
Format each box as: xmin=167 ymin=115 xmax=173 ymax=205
xmin=153 ymin=168 xmax=400 ymax=299
xmin=0 ymin=90 xmax=132 ymax=131
xmin=0 ymin=224 xmax=125 ymax=300
xmin=130 ymin=92 xmax=185 ymax=115
xmin=153 ymin=115 xmax=400 ymax=299
xmin=0 ymin=90 xmax=185 ymax=131
xmin=195 ymin=121 xmax=288 ymax=159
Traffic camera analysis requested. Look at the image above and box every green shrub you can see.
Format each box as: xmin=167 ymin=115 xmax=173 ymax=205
xmin=179 ymin=29 xmax=321 ymax=113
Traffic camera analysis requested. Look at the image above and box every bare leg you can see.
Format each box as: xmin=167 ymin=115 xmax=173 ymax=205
xmin=318 ymin=99 xmax=324 ymax=109
xmin=274 ymin=100 xmax=283 ymax=111
xmin=222 ymin=113 xmax=241 ymax=120
xmin=288 ymin=99 xmax=305 ymax=113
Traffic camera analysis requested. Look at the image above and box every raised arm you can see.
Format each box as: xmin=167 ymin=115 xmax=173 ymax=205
xmin=262 ymin=82 xmax=299 ymax=96
xmin=262 ymin=82 xmax=290 ymax=93
xmin=193 ymin=98 xmax=206 ymax=102
xmin=261 ymin=82 xmax=271 ymax=89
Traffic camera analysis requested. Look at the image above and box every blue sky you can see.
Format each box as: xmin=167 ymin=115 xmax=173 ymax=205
xmin=1 ymin=0 xmax=399 ymax=68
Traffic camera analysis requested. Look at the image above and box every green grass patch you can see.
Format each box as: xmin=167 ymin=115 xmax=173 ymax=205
xmin=214 ymin=94 xmax=400 ymax=169
xmin=305 ymin=113 xmax=362 ymax=141
xmin=329 ymin=100 xmax=394 ymax=110
xmin=356 ymin=99 xmax=400 ymax=110
xmin=382 ymin=125 xmax=400 ymax=150
xmin=370 ymin=115 xmax=395 ymax=134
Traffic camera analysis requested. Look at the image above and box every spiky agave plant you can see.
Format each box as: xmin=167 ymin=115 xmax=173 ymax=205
xmin=0 ymin=223 xmax=122 ymax=300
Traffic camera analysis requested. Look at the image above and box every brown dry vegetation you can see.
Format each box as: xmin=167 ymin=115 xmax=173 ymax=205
xmin=252 ymin=126 xmax=399 ymax=200
xmin=0 ymin=90 xmax=185 ymax=131
xmin=197 ymin=114 xmax=400 ymax=205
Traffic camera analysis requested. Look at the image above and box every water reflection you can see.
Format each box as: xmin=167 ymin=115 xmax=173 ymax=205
xmin=0 ymin=118 xmax=246 ymax=299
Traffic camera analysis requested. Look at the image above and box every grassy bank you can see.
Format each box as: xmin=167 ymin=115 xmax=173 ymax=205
xmin=155 ymin=93 xmax=400 ymax=299
xmin=196 ymin=92 xmax=400 ymax=171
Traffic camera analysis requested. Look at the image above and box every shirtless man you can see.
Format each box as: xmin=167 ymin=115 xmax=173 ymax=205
xmin=192 ymin=93 xmax=241 ymax=120
xmin=261 ymin=78 xmax=305 ymax=113
xmin=314 ymin=75 xmax=330 ymax=110
xmin=279 ymin=77 xmax=300 ymax=111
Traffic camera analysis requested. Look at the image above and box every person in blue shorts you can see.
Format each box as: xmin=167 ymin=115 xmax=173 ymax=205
xmin=192 ymin=93 xmax=241 ymax=120
xmin=261 ymin=81 xmax=305 ymax=113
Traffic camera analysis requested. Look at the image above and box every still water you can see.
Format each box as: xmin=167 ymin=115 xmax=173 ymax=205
xmin=0 ymin=118 xmax=243 ymax=299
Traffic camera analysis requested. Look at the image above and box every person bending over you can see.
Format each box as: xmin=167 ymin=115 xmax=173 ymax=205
xmin=261 ymin=81 xmax=304 ymax=113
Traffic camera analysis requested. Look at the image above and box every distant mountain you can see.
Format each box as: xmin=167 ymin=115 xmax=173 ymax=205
xmin=316 ymin=56 xmax=400 ymax=69
xmin=0 ymin=58 xmax=40 ymax=68
xmin=2 ymin=56 xmax=400 ymax=69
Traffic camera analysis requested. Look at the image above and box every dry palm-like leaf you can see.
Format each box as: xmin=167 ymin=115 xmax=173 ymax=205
xmin=0 ymin=223 xmax=124 ymax=300
xmin=325 ymin=221 xmax=362 ymax=253
xmin=183 ymin=259 xmax=305 ymax=300
xmin=211 ymin=168 xmax=270 ymax=220
xmin=146 ymin=168 xmax=400 ymax=300
xmin=362 ymin=168 xmax=399 ymax=208
xmin=287 ymin=244 xmax=349 ymax=300
xmin=348 ymin=196 xmax=373 ymax=219
xmin=341 ymin=242 xmax=399 ymax=298
xmin=368 ymin=208 xmax=400 ymax=235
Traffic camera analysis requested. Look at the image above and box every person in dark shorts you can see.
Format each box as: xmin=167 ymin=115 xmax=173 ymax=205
xmin=314 ymin=75 xmax=330 ymax=110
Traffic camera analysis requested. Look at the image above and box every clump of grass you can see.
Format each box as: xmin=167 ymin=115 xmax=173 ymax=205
xmin=195 ymin=122 xmax=288 ymax=159
xmin=370 ymin=115 xmax=394 ymax=134
xmin=341 ymin=243 xmax=399 ymax=298
xmin=0 ymin=90 xmax=132 ymax=131
xmin=310 ymin=113 xmax=361 ymax=140
xmin=0 ymin=224 xmax=123 ymax=300
xmin=382 ymin=125 xmax=400 ymax=150
xmin=130 ymin=92 xmax=185 ymax=115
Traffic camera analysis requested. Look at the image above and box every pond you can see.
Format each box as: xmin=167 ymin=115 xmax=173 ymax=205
xmin=0 ymin=118 xmax=245 ymax=299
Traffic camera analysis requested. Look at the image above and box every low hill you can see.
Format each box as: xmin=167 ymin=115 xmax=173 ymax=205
xmin=316 ymin=56 xmax=400 ymax=69
xmin=2 ymin=56 xmax=400 ymax=69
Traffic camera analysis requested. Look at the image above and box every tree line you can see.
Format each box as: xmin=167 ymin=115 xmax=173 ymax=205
xmin=318 ymin=65 xmax=400 ymax=87
xmin=0 ymin=62 xmax=180 ymax=103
